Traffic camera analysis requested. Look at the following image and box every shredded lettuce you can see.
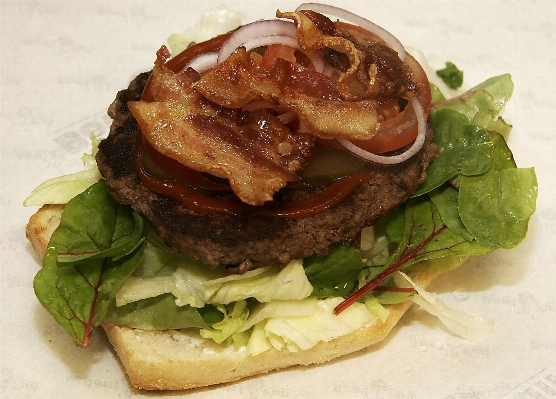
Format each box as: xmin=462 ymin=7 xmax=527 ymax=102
xmin=394 ymin=272 xmax=494 ymax=341
xmin=24 ymin=133 xmax=102 ymax=206
xmin=116 ymin=259 xmax=313 ymax=308
xmin=244 ymin=297 xmax=379 ymax=355
xmin=200 ymin=301 xmax=249 ymax=346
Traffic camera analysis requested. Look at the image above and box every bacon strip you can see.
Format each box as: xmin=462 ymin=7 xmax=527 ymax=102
xmin=129 ymin=50 xmax=314 ymax=206
xmin=194 ymin=47 xmax=381 ymax=140
xmin=278 ymin=10 xmax=417 ymax=101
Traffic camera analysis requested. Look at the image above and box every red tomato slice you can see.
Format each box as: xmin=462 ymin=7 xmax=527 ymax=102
xmin=317 ymin=54 xmax=431 ymax=154
xmin=165 ymin=32 xmax=232 ymax=73
xmin=261 ymin=44 xmax=297 ymax=69
xmin=347 ymin=54 xmax=432 ymax=154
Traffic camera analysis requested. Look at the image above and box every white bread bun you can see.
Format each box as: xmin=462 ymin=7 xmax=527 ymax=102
xmin=27 ymin=204 xmax=445 ymax=390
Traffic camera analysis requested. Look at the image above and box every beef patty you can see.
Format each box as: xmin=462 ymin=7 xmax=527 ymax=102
xmin=96 ymin=72 xmax=437 ymax=271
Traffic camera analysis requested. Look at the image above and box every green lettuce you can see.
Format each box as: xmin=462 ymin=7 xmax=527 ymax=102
xmin=167 ymin=5 xmax=241 ymax=56
xmin=24 ymin=134 xmax=102 ymax=206
xmin=115 ymin=259 xmax=312 ymax=308
xmin=200 ymin=301 xmax=250 ymax=348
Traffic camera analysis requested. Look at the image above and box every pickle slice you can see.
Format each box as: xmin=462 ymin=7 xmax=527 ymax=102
xmin=299 ymin=145 xmax=368 ymax=183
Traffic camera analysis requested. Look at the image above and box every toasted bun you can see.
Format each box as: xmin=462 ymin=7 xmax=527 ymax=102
xmin=27 ymin=204 xmax=442 ymax=390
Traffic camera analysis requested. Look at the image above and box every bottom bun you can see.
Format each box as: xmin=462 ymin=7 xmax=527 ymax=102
xmin=27 ymin=204 xmax=448 ymax=390
xmin=103 ymin=292 xmax=425 ymax=390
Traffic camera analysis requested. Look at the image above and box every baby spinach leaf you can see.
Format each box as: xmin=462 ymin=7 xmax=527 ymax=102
xmin=430 ymin=74 xmax=513 ymax=123
xmin=133 ymin=226 xmax=192 ymax=278
xmin=392 ymin=197 xmax=492 ymax=269
xmin=384 ymin=207 xmax=405 ymax=245
xmin=57 ymin=211 xmax=144 ymax=264
xmin=304 ymin=245 xmax=363 ymax=298
xmin=334 ymin=197 xmax=492 ymax=314
xmin=415 ymin=74 xmax=515 ymax=197
xmin=102 ymin=294 xmax=207 ymax=330
xmin=414 ymin=108 xmax=494 ymax=195
xmin=430 ymin=83 xmax=447 ymax=103
xmin=33 ymin=181 xmax=143 ymax=347
xmin=459 ymin=134 xmax=538 ymax=248
xmin=429 ymin=184 xmax=474 ymax=241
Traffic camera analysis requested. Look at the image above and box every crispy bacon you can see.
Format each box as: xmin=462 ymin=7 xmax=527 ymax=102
xmin=278 ymin=10 xmax=417 ymax=101
xmin=129 ymin=50 xmax=314 ymax=206
xmin=194 ymin=47 xmax=381 ymax=140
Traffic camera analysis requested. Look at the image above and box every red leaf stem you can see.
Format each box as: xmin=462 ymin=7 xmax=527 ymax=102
xmin=334 ymin=225 xmax=447 ymax=315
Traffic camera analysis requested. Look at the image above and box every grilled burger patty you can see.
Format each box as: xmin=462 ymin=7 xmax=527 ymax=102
xmin=96 ymin=71 xmax=437 ymax=271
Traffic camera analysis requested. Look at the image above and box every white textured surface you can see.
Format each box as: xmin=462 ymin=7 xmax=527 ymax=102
xmin=2 ymin=1 xmax=555 ymax=398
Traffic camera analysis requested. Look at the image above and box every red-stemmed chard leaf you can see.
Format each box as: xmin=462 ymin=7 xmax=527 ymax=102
xmin=33 ymin=181 xmax=143 ymax=347
xmin=334 ymin=197 xmax=491 ymax=315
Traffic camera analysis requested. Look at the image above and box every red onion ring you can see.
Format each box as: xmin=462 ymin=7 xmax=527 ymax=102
xmin=217 ymin=19 xmax=326 ymax=72
xmin=336 ymin=97 xmax=427 ymax=164
xmin=181 ymin=51 xmax=218 ymax=73
xmin=295 ymin=3 xmax=406 ymax=62
xmin=239 ymin=34 xmax=326 ymax=72
xmin=218 ymin=19 xmax=297 ymax=63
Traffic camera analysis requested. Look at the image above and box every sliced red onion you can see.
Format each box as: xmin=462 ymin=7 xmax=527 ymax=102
xmin=243 ymin=34 xmax=299 ymax=51
xmin=337 ymin=97 xmax=426 ymax=164
xmin=181 ymin=51 xmax=218 ymax=73
xmin=295 ymin=3 xmax=406 ymax=62
xmin=239 ymin=34 xmax=326 ymax=72
xmin=218 ymin=19 xmax=297 ymax=64
xmin=217 ymin=20 xmax=326 ymax=73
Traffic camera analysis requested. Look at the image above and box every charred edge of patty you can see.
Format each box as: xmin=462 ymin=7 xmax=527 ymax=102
xmin=97 ymin=72 xmax=438 ymax=271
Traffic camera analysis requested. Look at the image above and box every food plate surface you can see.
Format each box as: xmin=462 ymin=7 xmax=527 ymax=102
xmin=2 ymin=0 xmax=555 ymax=398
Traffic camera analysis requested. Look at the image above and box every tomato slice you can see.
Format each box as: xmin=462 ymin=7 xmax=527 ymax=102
xmin=347 ymin=54 xmax=432 ymax=154
xmin=141 ymin=33 xmax=233 ymax=102
xmin=261 ymin=44 xmax=297 ymax=69
xmin=165 ymin=32 xmax=232 ymax=73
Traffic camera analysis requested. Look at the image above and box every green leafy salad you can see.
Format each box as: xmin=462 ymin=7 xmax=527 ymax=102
xmin=25 ymin=67 xmax=537 ymax=352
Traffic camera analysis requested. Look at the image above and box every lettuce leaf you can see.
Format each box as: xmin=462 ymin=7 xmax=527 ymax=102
xmin=246 ymin=297 xmax=377 ymax=354
xmin=115 ymin=258 xmax=313 ymax=308
xmin=395 ymin=272 xmax=494 ymax=341
xmin=24 ymin=133 xmax=102 ymax=206
xmin=200 ymin=301 xmax=249 ymax=346
xmin=166 ymin=5 xmax=241 ymax=56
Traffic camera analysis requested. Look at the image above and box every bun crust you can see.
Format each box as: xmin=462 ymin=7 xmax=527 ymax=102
xmin=27 ymin=204 xmax=439 ymax=390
